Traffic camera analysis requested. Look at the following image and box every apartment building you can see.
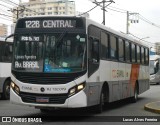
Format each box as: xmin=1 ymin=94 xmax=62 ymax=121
xmin=0 ymin=24 xmax=7 ymax=37
xmin=13 ymin=0 xmax=75 ymax=22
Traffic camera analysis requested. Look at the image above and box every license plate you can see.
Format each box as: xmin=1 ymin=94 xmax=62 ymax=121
xmin=36 ymin=97 xmax=49 ymax=103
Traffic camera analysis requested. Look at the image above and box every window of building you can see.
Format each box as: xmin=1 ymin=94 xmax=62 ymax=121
xmin=48 ymin=7 xmax=52 ymax=10
xmin=48 ymin=12 xmax=52 ymax=15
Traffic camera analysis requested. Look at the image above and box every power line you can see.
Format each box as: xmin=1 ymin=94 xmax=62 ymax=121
xmin=92 ymin=0 xmax=115 ymax=25
xmin=139 ymin=14 xmax=160 ymax=29
xmin=0 ymin=0 xmax=18 ymax=6
xmin=77 ymin=5 xmax=98 ymax=16
xmin=0 ymin=3 xmax=12 ymax=9
xmin=109 ymin=5 xmax=128 ymax=12
xmin=0 ymin=15 xmax=12 ymax=21
xmin=107 ymin=7 xmax=126 ymax=13
xmin=0 ymin=13 xmax=12 ymax=18
xmin=128 ymin=33 xmax=154 ymax=46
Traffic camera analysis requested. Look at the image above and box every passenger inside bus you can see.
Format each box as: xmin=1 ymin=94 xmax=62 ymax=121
xmin=61 ymin=44 xmax=83 ymax=68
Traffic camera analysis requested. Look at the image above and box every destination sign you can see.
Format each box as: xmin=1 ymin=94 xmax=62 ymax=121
xmin=24 ymin=20 xmax=76 ymax=28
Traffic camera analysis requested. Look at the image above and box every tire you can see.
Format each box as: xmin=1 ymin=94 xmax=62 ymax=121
xmin=94 ymin=90 xmax=105 ymax=113
xmin=130 ymin=84 xmax=138 ymax=103
xmin=2 ymin=80 xmax=10 ymax=100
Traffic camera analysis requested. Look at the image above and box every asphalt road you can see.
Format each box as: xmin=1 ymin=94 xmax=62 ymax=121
xmin=0 ymin=84 xmax=160 ymax=125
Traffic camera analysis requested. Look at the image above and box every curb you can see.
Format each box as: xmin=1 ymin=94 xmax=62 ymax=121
xmin=144 ymin=101 xmax=160 ymax=114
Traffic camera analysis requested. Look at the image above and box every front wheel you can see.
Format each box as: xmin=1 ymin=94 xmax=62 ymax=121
xmin=94 ymin=90 xmax=105 ymax=113
xmin=2 ymin=80 xmax=11 ymax=100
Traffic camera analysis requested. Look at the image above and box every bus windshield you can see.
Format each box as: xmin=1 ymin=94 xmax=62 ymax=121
xmin=13 ymin=33 xmax=86 ymax=73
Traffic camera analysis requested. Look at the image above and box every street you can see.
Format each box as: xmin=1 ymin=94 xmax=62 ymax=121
xmin=0 ymin=84 xmax=160 ymax=124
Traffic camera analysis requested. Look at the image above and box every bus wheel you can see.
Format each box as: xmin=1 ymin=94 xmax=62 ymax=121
xmin=130 ymin=84 xmax=138 ymax=103
xmin=2 ymin=80 xmax=10 ymax=100
xmin=95 ymin=90 xmax=105 ymax=113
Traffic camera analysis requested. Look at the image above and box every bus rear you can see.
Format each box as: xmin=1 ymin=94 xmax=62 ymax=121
xmin=150 ymin=55 xmax=160 ymax=84
xmin=0 ymin=37 xmax=13 ymax=99
xmin=10 ymin=16 xmax=88 ymax=109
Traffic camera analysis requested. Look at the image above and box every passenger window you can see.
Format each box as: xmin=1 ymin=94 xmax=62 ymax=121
xmin=132 ymin=43 xmax=136 ymax=62
xmin=137 ymin=46 xmax=141 ymax=63
xmin=91 ymin=39 xmax=99 ymax=63
xmin=119 ymin=38 xmax=124 ymax=61
xmin=125 ymin=41 xmax=130 ymax=62
xmin=110 ymin=35 xmax=117 ymax=60
xmin=101 ymin=31 xmax=109 ymax=59
xmin=141 ymin=47 xmax=145 ymax=64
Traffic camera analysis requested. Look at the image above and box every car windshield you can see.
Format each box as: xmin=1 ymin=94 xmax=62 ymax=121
xmin=150 ymin=60 xmax=155 ymax=75
xmin=150 ymin=60 xmax=159 ymax=75
xmin=13 ymin=33 xmax=86 ymax=73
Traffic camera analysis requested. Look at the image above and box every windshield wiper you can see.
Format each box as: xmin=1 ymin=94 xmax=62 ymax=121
xmin=55 ymin=30 xmax=67 ymax=48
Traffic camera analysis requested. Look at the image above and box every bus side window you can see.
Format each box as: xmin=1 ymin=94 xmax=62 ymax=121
xmin=4 ymin=44 xmax=8 ymax=62
xmin=110 ymin=35 xmax=117 ymax=60
xmin=91 ymin=39 xmax=99 ymax=63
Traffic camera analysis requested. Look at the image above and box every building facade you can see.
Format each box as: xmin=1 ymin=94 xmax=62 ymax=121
xmin=0 ymin=24 xmax=7 ymax=37
xmin=12 ymin=0 xmax=75 ymax=23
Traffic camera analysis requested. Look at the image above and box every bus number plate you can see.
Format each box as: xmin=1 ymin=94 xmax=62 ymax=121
xmin=36 ymin=97 xmax=49 ymax=103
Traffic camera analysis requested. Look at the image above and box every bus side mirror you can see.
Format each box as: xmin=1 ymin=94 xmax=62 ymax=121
xmin=5 ymin=34 xmax=14 ymax=42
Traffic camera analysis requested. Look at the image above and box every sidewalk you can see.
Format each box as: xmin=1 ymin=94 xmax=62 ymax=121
xmin=144 ymin=101 xmax=160 ymax=114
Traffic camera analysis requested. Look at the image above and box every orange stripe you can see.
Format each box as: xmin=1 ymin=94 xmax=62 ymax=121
xmin=130 ymin=64 xmax=140 ymax=89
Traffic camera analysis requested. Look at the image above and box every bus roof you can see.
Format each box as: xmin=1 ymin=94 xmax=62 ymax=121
xmin=86 ymin=18 xmax=149 ymax=48
xmin=17 ymin=15 xmax=149 ymax=48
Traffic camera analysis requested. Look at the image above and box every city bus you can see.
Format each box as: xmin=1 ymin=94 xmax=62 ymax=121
xmin=150 ymin=55 xmax=160 ymax=84
xmin=9 ymin=16 xmax=150 ymax=113
xmin=0 ymin=37 xmax=13 ymax=99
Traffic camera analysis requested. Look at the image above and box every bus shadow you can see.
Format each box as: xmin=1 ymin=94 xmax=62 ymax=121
xmin=22 ymin=97 xmax=146 ymax=122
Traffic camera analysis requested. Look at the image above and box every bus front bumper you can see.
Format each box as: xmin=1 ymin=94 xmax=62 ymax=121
xmin=10 ymin=88 xmax=87 ymax=108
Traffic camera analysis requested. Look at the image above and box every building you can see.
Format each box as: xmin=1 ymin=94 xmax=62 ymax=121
xmin=12 ymin=0 xmax=75 ymax=23
xmin=0 ymin=24 xmax=7 ymax=37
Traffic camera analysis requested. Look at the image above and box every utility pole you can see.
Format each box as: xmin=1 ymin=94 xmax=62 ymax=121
xmin=126 ymin=11 xmax=139 ymax=34
xmin=92 ymin=0 xmax=115 ymax=25
xmin=102 ymin=0 xmax=106 ymax=25
xmin=9 ymin=6 xmax=25 ymax=23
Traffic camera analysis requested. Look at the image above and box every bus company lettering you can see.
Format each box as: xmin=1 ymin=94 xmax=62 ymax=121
xmin=112 ymin=70 xmax=124 ymax=78
xmin=24 ymin=55 xmax=36 ymax=60
xmin=43 ymin=20 xmax=74 ymax=28
xmin=15 ymin=55 xmax=36 ymax=60
xmin=22 ymin=86 xmax=32 ymax=91
xmin=15 ymin=61 xmax=39 ymax=69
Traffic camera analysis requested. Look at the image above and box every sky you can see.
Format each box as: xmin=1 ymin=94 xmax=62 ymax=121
xmin=0 ymin=0 xmax=160 ymax=46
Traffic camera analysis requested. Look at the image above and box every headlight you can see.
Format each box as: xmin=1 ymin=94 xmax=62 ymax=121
xmin=69 ymin=82 xmax=85 ymax=97
xmin=11 ymin=81 xmax=20 ymax=95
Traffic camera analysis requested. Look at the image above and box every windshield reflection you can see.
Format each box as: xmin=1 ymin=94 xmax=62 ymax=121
xmin=44 ymin=33 xmax=86 ymax=73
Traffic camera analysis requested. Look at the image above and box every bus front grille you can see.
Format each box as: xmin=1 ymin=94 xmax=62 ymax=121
xmin=20 ymin=92 xmax=68 ymax=104
xmin=12 ymin=72 xmax=74 ymax=84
